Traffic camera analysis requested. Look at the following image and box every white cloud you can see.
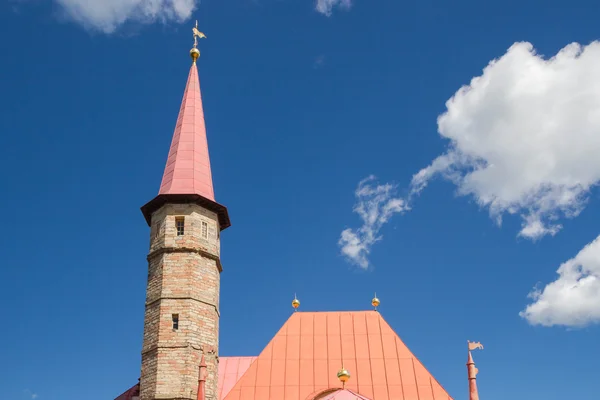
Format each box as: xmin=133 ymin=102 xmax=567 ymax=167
xmin=410 ymin=41 xmax=600 ymax=240
xmin=520 ymin=235 xmax=600 ymax=327
xmin=339 ymin=176 xmax=409 ymax=269
xmin=31 ymin=0 xmax=347 ymax=32
xmin=315 ymin=0 xmax=351 ymax=16
xmin=54 ymin=0 xmax=197 ymax=33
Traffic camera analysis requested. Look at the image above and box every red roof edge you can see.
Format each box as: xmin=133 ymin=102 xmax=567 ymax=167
xmin=379 ymin=311 xmax=455 ymax=399
xmin=141 ymin=193 xmax=230 ymax=229
xmin=114 ymin=382 xmax=139 ymax=400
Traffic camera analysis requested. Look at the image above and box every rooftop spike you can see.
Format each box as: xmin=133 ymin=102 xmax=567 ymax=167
xmin=466 ymin=341 xmax=483 ymax=400
xmin=197 ymin=355 xmax=207 ymax=400
xmin=371 ymin=293 xmax=380 ymax=310
xmin=337 ymin=366 xmax=350 ymax=388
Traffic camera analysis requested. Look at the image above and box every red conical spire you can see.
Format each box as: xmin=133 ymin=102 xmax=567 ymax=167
xmin=159 ymin=62 xmax=214 ymax=200
xmin=141 ymin=50 xmax=230 ymax=230
xmin=467 ymin=351 xmax=480 ymax=400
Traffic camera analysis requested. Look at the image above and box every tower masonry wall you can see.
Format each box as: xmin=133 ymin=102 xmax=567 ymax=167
xmin=140 ymin=203 xmax=221 ymax=400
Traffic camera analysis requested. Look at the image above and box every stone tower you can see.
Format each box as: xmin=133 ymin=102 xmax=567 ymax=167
xmin=139 ymin=46 xmax=230 ymax=400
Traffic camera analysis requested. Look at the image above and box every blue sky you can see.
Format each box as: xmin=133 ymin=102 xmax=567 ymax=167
xmin=1 ymin=0 xmax=600 ymax=399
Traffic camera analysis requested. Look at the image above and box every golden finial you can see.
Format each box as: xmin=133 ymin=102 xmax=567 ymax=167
xmin=292 ymin=294 xmax=300 ymax=311
xmin=190 ymin=20 xmax=207 ymax=63
xmin=372 ymin=293 xmax=380 ymax=310
xmin=337 ymin=366 xmax=350 ymax=388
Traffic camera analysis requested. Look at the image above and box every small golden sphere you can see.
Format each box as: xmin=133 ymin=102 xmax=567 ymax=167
xmin=337 ymin=368 xmax=350 ymax=383
xmin=292 ymin=297 xmax=300 ymax=309
xmin=372 ymin=296 xmax=380 ymax=308
xmin=190 ymin=47 xmax=200 ymax=62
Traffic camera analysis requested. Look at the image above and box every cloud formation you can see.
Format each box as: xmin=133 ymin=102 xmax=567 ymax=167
xmin=411 ymin=41 xmax=600 ymax=240
xmin=315 ymin=0 xmax=351 ymax=16
xmin=520 ymin=235 xmax=600 ymax=327
xmin=54 ymin=0 xmax=196 ymax=33
xmin=29 ymin=0 xmax=350 ymax=32
xmin=339 ymin=176 xmax=409 ymax=269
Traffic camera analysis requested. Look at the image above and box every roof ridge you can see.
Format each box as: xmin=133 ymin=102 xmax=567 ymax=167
xmin=219 ymin=355 xmax=257 ymax=358
xmin=292 ymin=310 xmax=379 ymax=314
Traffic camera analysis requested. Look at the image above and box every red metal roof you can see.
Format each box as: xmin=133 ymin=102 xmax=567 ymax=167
xmin=158 ymin=62 xmax=215 ymax=200
xmin=221 ymin=311 xmax=453 ymax=400
xmin=116 ymin=312 xmax=452 ymax=400
xmin=219 ymin=357 xmax=258 ymax=399
xmin=113 ymin=358 xmax=255 ymax=400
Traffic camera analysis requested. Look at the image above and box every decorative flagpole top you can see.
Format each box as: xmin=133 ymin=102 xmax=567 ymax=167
xmin=466 ymin=340 xmax=483 ymax=400
xmin=190 ymin=20 xmax=207 ymax=63
xmin=337 ymin=366 xmax=350 ymax=388
xmin=292 ymin=294 xmax=300 ymax=311
xmin=372 ymin=293 xmax=380 ymax=310
xmin=467 ymin=340 xmax=484 ymax=352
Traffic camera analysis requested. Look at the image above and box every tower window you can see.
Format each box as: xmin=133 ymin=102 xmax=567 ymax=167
xmin=172 ymin=314 xmax=179 ymax=330
xmin=175 ymin=217 xmax=185 ymax=236
xmin=201 ymin=221 xmax=208 ymax=239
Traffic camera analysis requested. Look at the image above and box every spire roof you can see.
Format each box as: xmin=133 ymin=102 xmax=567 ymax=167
xmin=141 ymin=58 xmax=230 ymax=229
xmin=159 ymin=62 xmax=214 ymax=200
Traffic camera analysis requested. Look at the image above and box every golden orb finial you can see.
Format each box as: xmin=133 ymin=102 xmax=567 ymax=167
xmin=372 ymin=293 xmax=380 ymax=310
xmin=292 ymin=294 xmax=300 ymax=311
xmin=190 ymin=47 xmax=200 ymax=62
xmin=337 ymin=366 xmax=350 ymax=387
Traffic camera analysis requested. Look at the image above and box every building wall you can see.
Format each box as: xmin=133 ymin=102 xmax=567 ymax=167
xmin=140 ymin=203 xmax=221 ymax=400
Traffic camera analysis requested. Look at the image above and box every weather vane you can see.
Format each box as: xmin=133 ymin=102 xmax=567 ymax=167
xmin=467 ymin=340 xmax=484 ymax=351
xmin=192 ymin=20 xmax=207 ymax=49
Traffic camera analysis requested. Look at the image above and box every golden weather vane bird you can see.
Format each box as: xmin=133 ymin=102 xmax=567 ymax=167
xmin=192 ymin=20 xmax=207 ymax=48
